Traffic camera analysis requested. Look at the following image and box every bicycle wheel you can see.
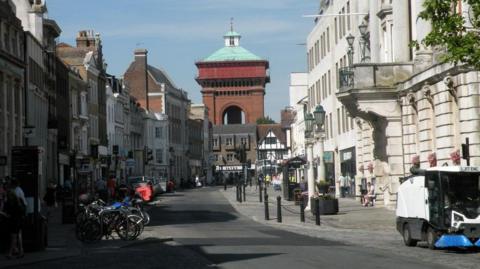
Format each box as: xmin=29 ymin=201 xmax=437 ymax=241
xmin=76 ymin=218 xmax=102 ymax=242
xmin=116 ymin=215 xmax=144 ymax=240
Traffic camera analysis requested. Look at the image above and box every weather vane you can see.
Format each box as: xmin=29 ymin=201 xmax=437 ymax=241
xmin=230 ymin=17 xmax=234 ymax=31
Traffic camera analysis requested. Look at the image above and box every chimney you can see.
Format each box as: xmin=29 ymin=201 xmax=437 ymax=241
xmin=134 ymin=49 xmax=149 ymax=109
xmin=76 ymin=30 xmax=95 ymax=48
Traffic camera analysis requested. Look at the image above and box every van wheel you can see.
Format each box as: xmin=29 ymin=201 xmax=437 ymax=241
xmin=426 ymin=227 xmax=437 ymax=250
xmin=403 ymin=224 xmax=418 ymax=247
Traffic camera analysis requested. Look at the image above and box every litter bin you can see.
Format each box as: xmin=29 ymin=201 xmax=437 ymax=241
xmin=293 ymin=188 xmax=302 ymax=205
xmin=287 ymin=183 xmax=299 ymax=201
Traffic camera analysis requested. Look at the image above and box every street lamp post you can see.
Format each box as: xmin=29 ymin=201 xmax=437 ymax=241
xmin=304 ymin=105 xmax=326 ymax=211
xmin=346 ymin=34 xmax=355 ymax=67
xmin=358 ymin=21 xmax=370 ymax=63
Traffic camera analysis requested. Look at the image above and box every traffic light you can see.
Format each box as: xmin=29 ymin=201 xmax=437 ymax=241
xmin=144 ymin=147 xmax=153 ymax=164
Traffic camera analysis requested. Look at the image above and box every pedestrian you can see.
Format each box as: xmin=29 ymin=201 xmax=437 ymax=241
xmin=95 ymin=178 xmax=107 ymax=201
xmin=0 ymin=179 xmax=6 ymax=212
xmin=5 ymin=179 xmax=26 ymax=259
xmin=43 ymin=182 xmax=57 ymax=218
xmin=338 ymin=174 xmax=347 ymax=198
xmin=106 ymin=177 xmax=116 ymax=201
xmin=363 ymin=182 xmax=376 ymax=207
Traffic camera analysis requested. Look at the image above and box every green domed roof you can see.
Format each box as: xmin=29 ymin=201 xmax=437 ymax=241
xmin=203 ymin=46 xmax=263 ymax=62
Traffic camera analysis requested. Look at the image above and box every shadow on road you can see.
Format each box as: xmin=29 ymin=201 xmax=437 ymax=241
xmin=149 ymin=209 xmax=238 ymax=226
xmin=185 ymin=244 xmax=283 ymax=265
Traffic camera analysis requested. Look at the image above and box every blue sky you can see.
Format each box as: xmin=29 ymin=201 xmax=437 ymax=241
xmin=47 ymin=0 xmax=318 ymax=121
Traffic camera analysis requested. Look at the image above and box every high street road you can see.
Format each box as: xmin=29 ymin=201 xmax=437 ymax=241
xmin=8 ymin=187 xmax=477 ymax=269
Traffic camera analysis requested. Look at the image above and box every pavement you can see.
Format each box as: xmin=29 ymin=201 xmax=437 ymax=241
xmin=222 ymin=185 xmax=396 ymax=233
xmin=220 ymin=185 xmax=480 ymax=269
xmin=0 ymin=197 xmax=173 ymax=269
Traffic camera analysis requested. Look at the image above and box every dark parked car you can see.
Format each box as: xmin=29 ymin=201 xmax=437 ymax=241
xmin=150 ymin=177 xmax=165 ymax=195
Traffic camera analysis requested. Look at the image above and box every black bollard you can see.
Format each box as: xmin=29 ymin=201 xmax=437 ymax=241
xmin=264 ymin=193 xmax=269 ymax=220
xmin=224 ymin=181 xmax=227 ymax=191
xmin=243 ymin=184 xmax=246 ymax=202
xmin=300 ymin=198 xmax=305 ymax=223
xmin=277 ymin=196 xmax=282 ymax=223
xmin=236 ymin=185 xmax=239 ymax=202
xmin=238 ymin=184 xmax=243 ymax=203
xmin=259 ymin=183 xmax=263 ymax=203
xmin=315 ymin=198 xmax=320 ymax=226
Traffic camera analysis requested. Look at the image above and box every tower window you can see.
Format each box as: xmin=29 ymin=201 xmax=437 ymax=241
xmin=230 ymin=37 xmax=235 ymax=46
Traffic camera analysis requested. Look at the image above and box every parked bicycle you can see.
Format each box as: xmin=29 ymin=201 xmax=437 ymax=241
xmin=75 ymin=198 xmax=147 ymax=242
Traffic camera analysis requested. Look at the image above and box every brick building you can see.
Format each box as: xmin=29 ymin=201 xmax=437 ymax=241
xmin=124 ymin=49 xmax=190 ymax=182
xmin=196 ymin=28 xmax=270 ymax=125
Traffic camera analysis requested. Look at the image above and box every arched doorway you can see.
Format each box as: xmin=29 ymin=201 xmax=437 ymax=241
xmin=223 ymin=105 xmax=245 ymax=125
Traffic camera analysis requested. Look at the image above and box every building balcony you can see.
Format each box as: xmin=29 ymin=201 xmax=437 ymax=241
xmin=338 ymin=62 xmax=413 ymax=94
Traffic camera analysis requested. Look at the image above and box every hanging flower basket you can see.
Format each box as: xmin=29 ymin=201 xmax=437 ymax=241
xmin=411 ymin=154 xmax=420 ymax=167
xmin=450 ymin=150 xmax=461 ymax=165
xmin=427 ymin=152 xmax=437 ymax=167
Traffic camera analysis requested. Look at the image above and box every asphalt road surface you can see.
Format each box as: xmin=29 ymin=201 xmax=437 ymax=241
xmin=11 ymin=187 xmax=456 ymax=269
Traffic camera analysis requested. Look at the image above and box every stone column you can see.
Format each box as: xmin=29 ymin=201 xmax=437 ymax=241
xmin=305 ymin=139 xmax=315 ymax=211
xmin=369 ymin=0 xmax=380 ymax=62
xmin=414 ymin=0 xmax=433 ymax=72
xmin=316 ymin=135 xmax=325 ymax=182
xmin=383 ymin=117 xmax=405 ymax=208
xmin=392 ymin=0 xmax=410 ymax=62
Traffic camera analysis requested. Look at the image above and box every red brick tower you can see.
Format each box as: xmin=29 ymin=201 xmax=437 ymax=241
xmin=196 ymin=28 xmax=270 ymax=125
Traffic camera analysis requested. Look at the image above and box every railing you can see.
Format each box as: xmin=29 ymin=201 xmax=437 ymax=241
xmin=339 ymin=67 xmax=354 ymax=89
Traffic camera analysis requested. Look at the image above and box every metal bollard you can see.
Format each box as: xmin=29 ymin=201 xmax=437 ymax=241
xmin=300 ymin=198 xmax=305 ymax=223
xmin=277 ymin=196 xmax=282 ymax=223
xmin=243 ymin=184 xmax=246 ymax=202
xmin=259 ymin=184 xmax=263 ymax=203
xmin=315 ymin=198 xmax=320 ymax=226
xmin=238 ymin=184 xmax=243 ymax=203
xmin=236 ymin=185 xmax=239 ymax=202
xmin=224 ymin=181 xmax=227 ymax=191
xmin=264 ymin=193 xmax=269 ymax=220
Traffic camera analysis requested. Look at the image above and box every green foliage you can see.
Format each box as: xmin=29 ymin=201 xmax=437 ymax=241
xmin=256 ymin=116 xmax=276 ymax=124
xmin=316 ymin=180 xmax=330 ymax=195
xmin=418 ymin=0 xmax=480 ymax=69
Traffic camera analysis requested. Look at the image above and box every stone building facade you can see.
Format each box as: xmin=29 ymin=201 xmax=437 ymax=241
xmin=212 ymin=124 xmax=257 ymax=177
xmin=0 ymin=0 xmax=25 ymax=178
xmin=124 ymin=49 xmax=190 ymax=182
xmin=334 ymin=0 xmax=480 ymax=208
xmin=57 ymin=30 xmax=107 ymax=193
xmin=306 ymin=0 xmax=358 ymax=191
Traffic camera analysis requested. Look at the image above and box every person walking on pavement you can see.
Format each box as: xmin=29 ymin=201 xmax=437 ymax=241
xmin=43 ymin=182 xmax=57 ymax=218
xmin=5 ymin=178 xmax=26 ymax=259
xmin=0 ymin=179 xmax=6 ymax=212
xmin=95 ymin=178 xmax=107 ymax=201
xmin=338 ymin=174 xmax=347 ymax=198
xmin=106 ymin=177 xmax=116 ymax=201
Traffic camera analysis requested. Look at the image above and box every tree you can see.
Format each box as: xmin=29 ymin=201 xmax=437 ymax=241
xmin=256 ymin=116 xmax=276 ymax=124
xmin=416 ymin=0 xmax=480 ymax=69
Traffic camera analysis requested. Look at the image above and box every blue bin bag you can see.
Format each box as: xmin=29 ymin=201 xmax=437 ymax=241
xmin=475 ymin=238 xmax=480 ymax=247
xmin=435 ymin=234 xmax=473 ymax=248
